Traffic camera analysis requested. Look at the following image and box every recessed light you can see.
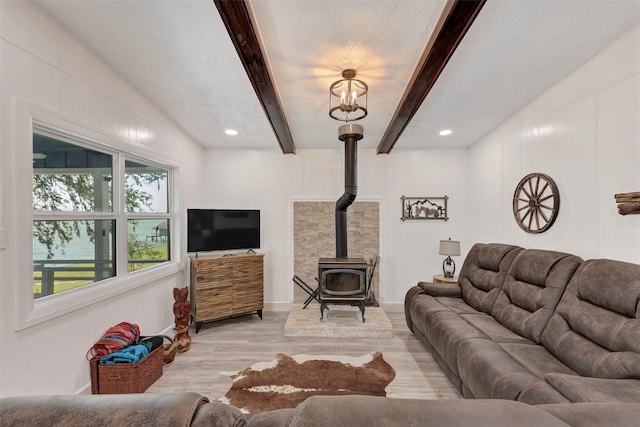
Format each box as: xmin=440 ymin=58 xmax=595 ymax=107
xmin=439 ymin=129 xmax=452 ymax=136
xmin=225 ymin=129 xmax=238 ymax=136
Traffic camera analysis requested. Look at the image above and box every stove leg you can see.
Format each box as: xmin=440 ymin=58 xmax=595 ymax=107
xmin=360 ymin=301 xmax=366 ymax=322
xmin=320 ymin=302 xmax=325 ymax=320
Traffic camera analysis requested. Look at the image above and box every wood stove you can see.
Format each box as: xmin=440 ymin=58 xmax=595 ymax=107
xmin=318 ymin=123 xmax=368 ymax=322
xmin=318 ymin=258 xmax=367 ymax=322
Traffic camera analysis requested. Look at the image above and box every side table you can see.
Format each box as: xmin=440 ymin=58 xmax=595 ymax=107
xmin=433 ymin=274 xmax=458 ymax=285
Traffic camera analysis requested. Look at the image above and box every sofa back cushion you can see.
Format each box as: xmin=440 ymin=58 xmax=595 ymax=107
xmin=491 ymin=250 xmax=582 ymax=343
xmin=458 ymin=243 xmax=523 ymax=314
xmin=541 ymin=259 xmax=640 ymax=378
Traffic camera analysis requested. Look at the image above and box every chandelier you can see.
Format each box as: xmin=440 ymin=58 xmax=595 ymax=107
xmin=329 ymin=69 xmax=368 ymax=122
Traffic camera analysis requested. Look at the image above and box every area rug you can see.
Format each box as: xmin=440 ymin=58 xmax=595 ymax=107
xmin=218 ymin=352 xmax=396 ymax=413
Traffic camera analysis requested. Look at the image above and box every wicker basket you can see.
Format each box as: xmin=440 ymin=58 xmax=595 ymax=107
xmin=90 ymin=345 xmax=163 ymax=394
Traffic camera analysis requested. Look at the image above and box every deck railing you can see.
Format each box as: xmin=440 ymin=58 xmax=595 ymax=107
xmin=33 ymin=258 xmax=167 ymax=298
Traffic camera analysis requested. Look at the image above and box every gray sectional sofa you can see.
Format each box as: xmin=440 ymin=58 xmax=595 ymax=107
xmin=2 ymin=392 xmax=640 ymax=426
xmin=3 ymin=243 xmax=638 ymax=426
xmin=405 ymin=243 xmax=640 ymax=405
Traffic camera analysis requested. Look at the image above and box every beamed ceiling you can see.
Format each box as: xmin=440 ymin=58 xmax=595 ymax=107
xmin=37 ymin=0 xmax=640 ymax=154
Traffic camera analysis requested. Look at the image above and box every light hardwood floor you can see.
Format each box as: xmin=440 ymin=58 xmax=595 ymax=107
xmin=147 ymin=309 xmax=461 ymax=402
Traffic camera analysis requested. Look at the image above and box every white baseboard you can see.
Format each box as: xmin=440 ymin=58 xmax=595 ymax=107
xmin=263 ymin=302 xmax=291 ymax=312
xmin=262 ymin=302 xmax=405 ymax=312
xmin=380 ymin=302 xmax=404 ymax=312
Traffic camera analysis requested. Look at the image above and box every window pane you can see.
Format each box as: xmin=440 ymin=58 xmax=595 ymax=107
xmin=125 ymin=160 xmax=168 ymax=213
xmin=32 ymin=133 xmax=113 ymax=212
xmin=128 ymin=219 xmax=170 ymax=272
xmin=33 ymin=220 xmax=115 ymax=299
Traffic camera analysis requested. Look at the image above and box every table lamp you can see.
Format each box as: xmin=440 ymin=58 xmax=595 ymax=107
xmin=439 ymin=238 xmax=461 ymax=278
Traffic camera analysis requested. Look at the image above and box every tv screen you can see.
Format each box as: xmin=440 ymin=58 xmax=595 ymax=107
xmin=187 ymin=209 xmax=260 ymax=252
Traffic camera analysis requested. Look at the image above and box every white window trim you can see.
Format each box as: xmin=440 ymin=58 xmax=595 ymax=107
xmin=14 ymin=100 xmax=183 ymax=331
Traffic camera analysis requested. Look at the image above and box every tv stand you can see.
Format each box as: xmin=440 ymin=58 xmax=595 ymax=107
xmin=189 ymin=253 xmax=264 ymax=333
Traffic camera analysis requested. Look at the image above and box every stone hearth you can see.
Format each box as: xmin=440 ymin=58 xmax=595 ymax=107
xmin=284 ymin=304 xmax=393 ymax=338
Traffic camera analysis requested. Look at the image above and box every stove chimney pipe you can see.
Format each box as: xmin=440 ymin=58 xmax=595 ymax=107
xmin=336 ymin=123 xmax=363 ymax=259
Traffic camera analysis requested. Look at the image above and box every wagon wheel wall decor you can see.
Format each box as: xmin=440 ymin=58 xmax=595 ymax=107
xmin=512 ymin=173 xmax=560 ymax=233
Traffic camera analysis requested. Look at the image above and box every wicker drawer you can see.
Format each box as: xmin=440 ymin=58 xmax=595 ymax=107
xmin=196 ymin=285 xmax=233 ymax=320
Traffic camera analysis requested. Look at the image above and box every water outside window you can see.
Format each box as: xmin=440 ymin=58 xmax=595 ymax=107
xmin=32 ymin=130 xmax=171 ymax=299
xmin=128 ymin=219 xmax=170 ymax=272
xmin=33 ymin=220 xmax=115 ymax=297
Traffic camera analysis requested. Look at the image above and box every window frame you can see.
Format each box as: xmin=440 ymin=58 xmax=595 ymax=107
xmin=123 ymin=158 xmax=172 ymax=274
xmin=15 ymin=100 xmax=182 ymax=331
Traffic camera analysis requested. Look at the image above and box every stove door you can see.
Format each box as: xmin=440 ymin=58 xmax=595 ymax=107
xmin=321 ymin=268 xmax=365 ymax=296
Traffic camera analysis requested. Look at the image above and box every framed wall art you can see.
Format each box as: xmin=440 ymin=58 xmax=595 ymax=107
xmin=401 ymin=196 xmax=449 ymax=221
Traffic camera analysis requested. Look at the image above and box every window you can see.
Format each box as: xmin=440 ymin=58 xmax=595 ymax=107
xmin=32 ymin=127 xmax=171 ymax=299
xmin=125 ymin=160 xmax=170 ymax=272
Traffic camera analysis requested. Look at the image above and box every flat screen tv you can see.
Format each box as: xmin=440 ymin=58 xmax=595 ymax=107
xmin=187 ymin=209 xmax=260 ymax=252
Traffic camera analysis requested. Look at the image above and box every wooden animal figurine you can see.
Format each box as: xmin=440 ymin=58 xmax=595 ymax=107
xmin=172 ymin=287 xmax=191 ymax=352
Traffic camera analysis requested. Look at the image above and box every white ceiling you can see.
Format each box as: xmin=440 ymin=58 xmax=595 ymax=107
xmin=37 ymin=1 xmax=640 ymax=152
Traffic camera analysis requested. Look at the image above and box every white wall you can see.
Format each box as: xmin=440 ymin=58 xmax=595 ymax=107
xmin=0 ymin=1 xmax=204 ymax=396
xmin=2 ymin=0 xmax=638 ymax=399
xmin=468 ymin=24 xmax=640 ymax=263
xmin=201 ymin=147 xmax=469 ymax=307
xmin=201 ymin=24 xmax=640 ymax=311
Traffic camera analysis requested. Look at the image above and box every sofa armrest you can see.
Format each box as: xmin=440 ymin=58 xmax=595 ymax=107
xmin=191 ymin=401 xmax=251 ymax=426
xmin=544 ymin=373 xmax=640 ymax=403
xmin=418 ymin=281 xmax=462 ymax=298
xmin=404 ymin=285 xmax=426 ymax=333
xmin=0 ymin=392 xmax=208 ymax=426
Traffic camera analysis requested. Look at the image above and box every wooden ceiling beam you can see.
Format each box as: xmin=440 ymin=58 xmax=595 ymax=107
xmin=214 ymin=0 xmax=296 ymax=154
xmin=376 ymin=0 xmax=486 ymax=154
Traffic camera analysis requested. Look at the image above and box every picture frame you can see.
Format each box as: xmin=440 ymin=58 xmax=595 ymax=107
xmin=401 ymin=196 xmax=449 ymax=221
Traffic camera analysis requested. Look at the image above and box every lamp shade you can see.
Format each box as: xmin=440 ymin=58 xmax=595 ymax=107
xmin=439 ymin=239 xmax=460 ymax=256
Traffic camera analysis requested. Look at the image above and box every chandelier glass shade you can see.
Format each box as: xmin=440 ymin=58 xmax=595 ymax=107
xmin=329 ymin=69 xmax=368 ymax=122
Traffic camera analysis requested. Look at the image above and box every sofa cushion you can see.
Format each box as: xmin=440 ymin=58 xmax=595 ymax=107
xmin=458 ymin=243 xmax=523 ymax=314
xmin=477 ymin=244 xmax=516 ymax=272
xmin=425 ymin=311 xmax=491 ymax=375
xmin=460 ymin=314 xmax=533 ymax=344
xmin=541 ymin=259 xmax=640 ymax=378
xmin=544 ymin=373 xmax=640 ymax=403
xmin=500 ymin=343 xmax=576 ymax=380
xmin=491 ymin=250 xmax=582 ymax=343
xmin=538 ymin=402 xmax=640 ymax=427
xmin=246 ymin=408 xmax=294 ymax=427
xmin=408 ymin=294 xmax=451 ymax=336
xmin=457 ymin=338 xmax=569 ymax=404
xmin=436 ymin=296 xmax=485 ymax=314
xmin=283 ymin=395 xmax=571 ymax=427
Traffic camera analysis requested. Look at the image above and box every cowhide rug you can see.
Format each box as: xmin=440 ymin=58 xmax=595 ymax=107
xmin=218 ymin=352 xmax=395 ymax=413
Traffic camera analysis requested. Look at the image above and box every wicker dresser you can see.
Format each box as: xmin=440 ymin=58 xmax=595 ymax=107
xmin=189 ymin=253 xmax=264 ymax=332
